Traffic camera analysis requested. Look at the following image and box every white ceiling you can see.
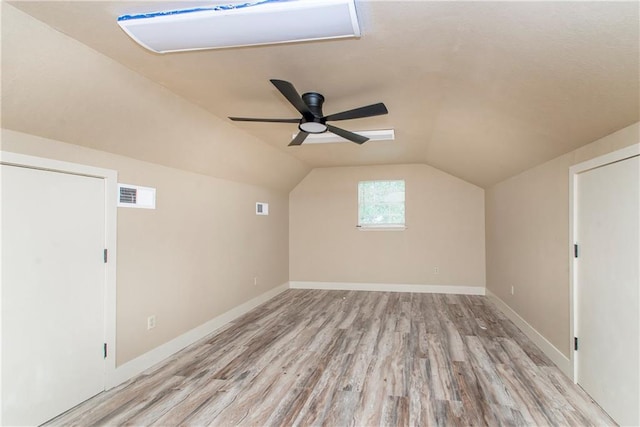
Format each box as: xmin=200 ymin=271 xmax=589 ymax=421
xmin=6 ymin=1 xmax=640 ymax=188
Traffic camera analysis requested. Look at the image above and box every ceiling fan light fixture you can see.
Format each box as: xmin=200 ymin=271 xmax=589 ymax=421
xmin=299 ymin=121 xmax=328 ymax=133
xmin=117 ymin=0 xmax=361 ymax=54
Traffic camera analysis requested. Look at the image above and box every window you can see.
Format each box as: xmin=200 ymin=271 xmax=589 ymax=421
xmin=358 ymin=180 xmax=405 ymax=229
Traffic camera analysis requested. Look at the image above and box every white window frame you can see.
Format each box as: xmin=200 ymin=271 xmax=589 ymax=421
xmin=357 ymin=179 xmax=406 ymax=231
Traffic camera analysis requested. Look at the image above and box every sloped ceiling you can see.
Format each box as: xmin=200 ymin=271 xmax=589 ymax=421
xmin=4 ymin=1 xmax=639 ymax=188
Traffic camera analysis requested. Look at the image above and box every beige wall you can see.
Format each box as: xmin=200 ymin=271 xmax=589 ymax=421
xmin=1 ymin=4 xmax=308 ymax=366
xmin=486 ymin=122 xmax=639 ymax=357
xmin=5 ymin=0 xmax=637 ymax=372
xmin=2 ymin=129 xmax=290 ymax=365
xmin=289 ymin=164 xmax=486 ymax=286
xmin=1 ymin=4 xmax=309 ymax=192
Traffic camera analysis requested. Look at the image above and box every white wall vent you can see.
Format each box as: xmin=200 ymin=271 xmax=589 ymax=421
xmin=118 ymin=184 xmax=156 ymax=209
xmin=256 ymin=202 xmax=269 ymax=215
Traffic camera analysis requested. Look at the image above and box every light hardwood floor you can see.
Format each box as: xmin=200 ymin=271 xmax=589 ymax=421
xmin=47 ymin=290 xmax=615 ymax=426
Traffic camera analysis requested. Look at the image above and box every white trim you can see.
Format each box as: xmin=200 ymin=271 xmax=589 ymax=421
xmin=568 ymin=143 xmax=640 ymax=382
xmin=570 ymin=144 xmax=639 ymax=176
xmin=356 ymin=225 xmax=406 ymax=231
xmin=0 ymin=151 xmax=119 ymax=395
xmin=289 ymin=281 xmax=485 ymax=295
xmin=108 ymin=282 xmax=289 ymax=388
xmin=486 ymin=289 xmax=572 ymax=377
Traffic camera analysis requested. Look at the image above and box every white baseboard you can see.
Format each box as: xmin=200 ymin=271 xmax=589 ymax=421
xmin=485 ymin=289 xmax=572 ymax=377
xmin=107 ymin=282 xmax=289 ymax=389
xmin=289 ymin=281 xmax=486 ymax=295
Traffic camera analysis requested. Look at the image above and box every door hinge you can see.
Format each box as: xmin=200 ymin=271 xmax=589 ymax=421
xmin=104 ymin=343 xmax=108 ymax=358
xmin=574 ymin=244 xmax=579 ymax=258
xmin=104 ymin=249 xmax=108 ymax=263
xmin=574 ymin=337 xmax=579 ymax=351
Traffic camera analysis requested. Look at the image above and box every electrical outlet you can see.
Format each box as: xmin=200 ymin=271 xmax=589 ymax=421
xmin=511 ymin=286 xmax=515 ymax=295
xmin=434 ymin=266 xmax=439 ymax=274
xmin=147 ymin=315 xmax=156 ymax=330
xmin=254 ymin=277 xmax=258 ymax=286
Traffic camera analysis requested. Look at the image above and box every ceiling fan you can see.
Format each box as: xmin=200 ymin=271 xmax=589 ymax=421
xmin=229 ymin=79 xmax=388 ymax=146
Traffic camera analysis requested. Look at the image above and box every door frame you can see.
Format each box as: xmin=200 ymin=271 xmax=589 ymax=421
xmin=568 ymin=143 xmax=639 ymax=382
xmin=0 ymin=151 xmax=118 ymax=398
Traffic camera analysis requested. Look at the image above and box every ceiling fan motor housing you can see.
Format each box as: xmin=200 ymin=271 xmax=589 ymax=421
xmin=299 ymin=92 xmax=327 ymax=133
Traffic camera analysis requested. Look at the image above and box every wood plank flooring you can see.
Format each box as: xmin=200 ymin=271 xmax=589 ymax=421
xmin=46 ymin=290 xmax=615 ymax=426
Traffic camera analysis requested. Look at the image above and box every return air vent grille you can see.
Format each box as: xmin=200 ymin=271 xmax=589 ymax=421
xmin=117 ymin=184 xmax=156 ymax=209
xmin=119 ymin=187 xmax=137 ymax=204
xmin=256 ymin=202 xmax=269 ymax=215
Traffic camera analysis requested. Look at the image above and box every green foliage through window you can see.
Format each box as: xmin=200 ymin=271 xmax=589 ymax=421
xmin=358 ymin=180 xmax=405 ymax=227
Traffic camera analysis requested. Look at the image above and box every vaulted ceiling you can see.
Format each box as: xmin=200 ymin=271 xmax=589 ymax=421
xmin=4 ymin=1 xmax=639 ymax=188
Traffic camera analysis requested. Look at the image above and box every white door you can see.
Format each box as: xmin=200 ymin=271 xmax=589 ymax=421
xmin=1 ymin=164 xmax=106 ymax=426
xmin=575 ymin=155 xmax=639 ymax=426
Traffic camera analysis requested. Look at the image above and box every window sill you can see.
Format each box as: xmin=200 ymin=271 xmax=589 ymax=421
xmin=356 ymin=225 xmax=406 ymax=231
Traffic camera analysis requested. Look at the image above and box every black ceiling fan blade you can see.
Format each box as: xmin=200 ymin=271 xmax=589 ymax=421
xmin=270 ymin=79 xmax=313 ymax=117
xmin=228 ymin=117 xmax=300 ymax=123
xmin=326 ymin=124 xmax=369 ymax=144
xmin=323 ymin=103 xmax=388 ymax=122
xmin=288 ymin=131 xmax=309 ymax=146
